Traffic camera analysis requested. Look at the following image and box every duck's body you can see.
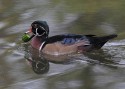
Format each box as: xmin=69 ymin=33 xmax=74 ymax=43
xmin=30 ymin=34 xmax=117 ymax=56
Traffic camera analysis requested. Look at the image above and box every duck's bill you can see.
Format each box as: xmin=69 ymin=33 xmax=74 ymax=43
xmin=22 ymin=30 xmax=35 ymax=42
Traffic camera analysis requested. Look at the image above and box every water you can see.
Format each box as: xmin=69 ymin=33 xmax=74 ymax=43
xmin=1 ymin=0 xmax=125 ymax=89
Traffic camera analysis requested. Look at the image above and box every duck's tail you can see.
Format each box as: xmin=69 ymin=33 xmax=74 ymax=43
xmin=87 ymin=34 xmax=117 ymax=49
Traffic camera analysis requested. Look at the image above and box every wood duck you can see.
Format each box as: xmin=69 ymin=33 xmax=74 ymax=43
xmin=24 ymin=20 xmax=117 ymax=56
xmin=22 ymin=20 xmax=117 ymax=74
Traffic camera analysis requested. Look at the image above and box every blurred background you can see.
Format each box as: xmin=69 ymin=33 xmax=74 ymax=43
xmin=1 ymin=0 xmax=125 ymax=89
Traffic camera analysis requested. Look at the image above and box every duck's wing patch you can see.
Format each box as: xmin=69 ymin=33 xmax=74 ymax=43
xmin=61 ymin=34 xmax=90 ymax=45
xmin=61 ymin=38 xmax=76 ymax=45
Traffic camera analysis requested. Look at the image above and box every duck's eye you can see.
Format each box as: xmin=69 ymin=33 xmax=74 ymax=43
xmin=37 ymin=27 xmax=45 ymax=35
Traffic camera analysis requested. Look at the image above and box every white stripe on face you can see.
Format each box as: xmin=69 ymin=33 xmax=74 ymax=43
xmin=34 ymin=27 xmax=46 ymax=36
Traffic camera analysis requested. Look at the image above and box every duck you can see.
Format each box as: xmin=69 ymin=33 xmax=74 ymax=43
xmin=22 ymin=20 xmax=117 ymax=74
xmin=23 ymin=20 xmax=117 ymax=56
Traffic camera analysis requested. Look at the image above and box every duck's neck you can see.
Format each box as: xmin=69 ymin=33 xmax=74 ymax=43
xmin=31 ymin=36 xmax=46 ymax=49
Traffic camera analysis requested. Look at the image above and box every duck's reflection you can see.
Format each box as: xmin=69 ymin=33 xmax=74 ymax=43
xmin=25 ymin=53 xmax=50 ymax=74
xmin=23 ymin=43 xmax=50 ymax=74
xmin=31 ymin=58 xmax=49 ymax=74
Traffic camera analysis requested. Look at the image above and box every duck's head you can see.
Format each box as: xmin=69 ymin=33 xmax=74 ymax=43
xmin=31 ymin=21 xmax=49 ymax=37
xmin=22 ymin=21 xmax=49 ymax=42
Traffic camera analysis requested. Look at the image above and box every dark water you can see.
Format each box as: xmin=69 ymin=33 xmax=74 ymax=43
xmin=1 ymin=0 xmax=125 ymax=89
